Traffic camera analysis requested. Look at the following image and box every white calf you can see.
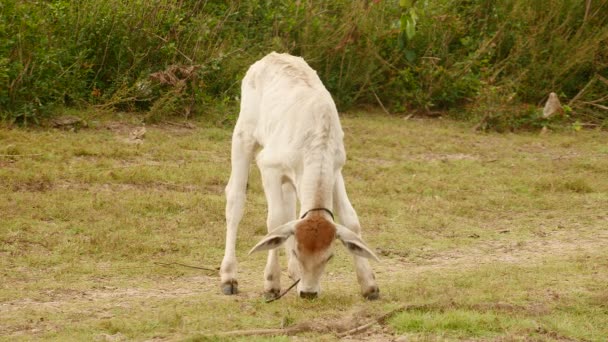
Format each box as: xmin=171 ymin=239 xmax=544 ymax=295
xmin=220 ymin=52 xmax=379 ymax=299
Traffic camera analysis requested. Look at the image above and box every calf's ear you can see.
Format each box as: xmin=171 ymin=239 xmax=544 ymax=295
xmin=335 ymin=224 xmax=380 ymax=262
xmin=248 ymin=220 xmax=299 ymax=254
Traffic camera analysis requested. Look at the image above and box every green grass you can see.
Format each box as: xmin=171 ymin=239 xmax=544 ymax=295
xmin=1 ymin=112 xmax=607 ymax=340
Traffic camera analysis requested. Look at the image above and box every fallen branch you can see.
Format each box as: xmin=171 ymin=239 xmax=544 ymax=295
xmin=568 ymin=75 xmax=596 ymax=106
xmin=580 ymin=101 xmax=608 ymax=111
xmin=210 ymin=322 xmax=315 ymax=337
xmin=372 ymin=90 xmax=391 ymax=115
xmin=161 ymin=121 xmax=197 ymax=129
xmin=337 ymin=304 xmax=430 ymax=338
xmin=154 ymin=261 xmax=218 ymax=272
xmin=597 ymin=74 xmax=608 ymax=86
xmin=569 ymin=74 xmax=608 ymax=112
xmin=208 ymin=303 xmax=431 ymax=338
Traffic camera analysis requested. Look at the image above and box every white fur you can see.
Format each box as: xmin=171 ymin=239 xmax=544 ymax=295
xmin=220 ymin=52 xmax=379 ymax=298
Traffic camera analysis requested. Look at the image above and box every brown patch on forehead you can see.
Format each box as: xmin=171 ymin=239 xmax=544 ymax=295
xmin=295 ymin=214 xmax=336 ymax=254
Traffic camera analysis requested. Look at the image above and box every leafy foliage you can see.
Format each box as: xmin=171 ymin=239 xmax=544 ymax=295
xmin=1 ymin=0 xmax=607 ymax=129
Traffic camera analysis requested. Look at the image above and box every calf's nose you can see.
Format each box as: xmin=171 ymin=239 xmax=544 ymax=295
xmin=299 ymin=291 xmax=318 ymax=299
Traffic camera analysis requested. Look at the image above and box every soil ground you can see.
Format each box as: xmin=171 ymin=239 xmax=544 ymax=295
xmin=1 ymin=113 xmax=607 ymax=341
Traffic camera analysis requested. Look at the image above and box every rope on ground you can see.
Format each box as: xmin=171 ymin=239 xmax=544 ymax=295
xmin=265 ymin=279 xmax=300 ymax=303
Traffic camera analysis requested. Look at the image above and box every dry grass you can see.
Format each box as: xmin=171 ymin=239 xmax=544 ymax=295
xmin=1 ymin=111 xmax=607 ymax=341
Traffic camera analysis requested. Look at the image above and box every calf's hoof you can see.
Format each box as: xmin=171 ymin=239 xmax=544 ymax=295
xmin=264 ymin=288 xmax=280 ymax=301
xmin=363 ymin=286 xmax=380 ymax=300
xmin=221 ymin=280 xmax=238 ymax=295
xmin=299 ymin=291 xmax=318 ymax=299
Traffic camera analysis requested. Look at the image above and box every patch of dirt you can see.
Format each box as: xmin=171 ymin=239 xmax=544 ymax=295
xmin=0 ymin=159 xmax=16 ymax=168
xmin=376 ymin=228 xmax=608 ymax=279
xmin=358 ymin=157 xmax=395 ymax=166
xmin=0 ymin=274 xmax=216 ymax=314
xmin=95 ymin=332 xmax=127 ymax=342
xmin=359 ymin=153 xmax=482 ymax=167
xmin=10 ymin=177 xmax=54 ymax=192
xmin=53 ymin=180 xmax=223 ymax=194
xmin=410 ymin=153 xmax=480 ymax=162
xmin=100 ymin=120 xmax=197 ymax=134
xmin=338 ymin=326 xmax=398 ymax=342
xmin=99 ymin=121 xmax=138 ymax=134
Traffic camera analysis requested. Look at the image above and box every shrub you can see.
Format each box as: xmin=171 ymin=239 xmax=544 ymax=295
xmin=1 ymin=0 xmax=606 ymax=129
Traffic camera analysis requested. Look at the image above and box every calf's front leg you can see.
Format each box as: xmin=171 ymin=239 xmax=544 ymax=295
xmin=333 ymin=172 xmax=380 ymax=300
xmin=259 ymin=168 xmax=293 ymax=299
xmin=220 ymin=133 xmax=254 ymax=295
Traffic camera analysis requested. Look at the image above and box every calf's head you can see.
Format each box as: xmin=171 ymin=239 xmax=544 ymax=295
xmin=249 ymin=214 xmax=378 ymax=298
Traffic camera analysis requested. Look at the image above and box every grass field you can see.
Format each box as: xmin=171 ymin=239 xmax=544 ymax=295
xmin=1 ymin=112 xmax=607 ymax=341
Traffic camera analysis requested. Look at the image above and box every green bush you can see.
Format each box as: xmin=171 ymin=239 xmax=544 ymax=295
xmin=434 ymin=0 xmax=608 ymax=128
xmin=1 ymin=0 xmax=606 ymax=129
